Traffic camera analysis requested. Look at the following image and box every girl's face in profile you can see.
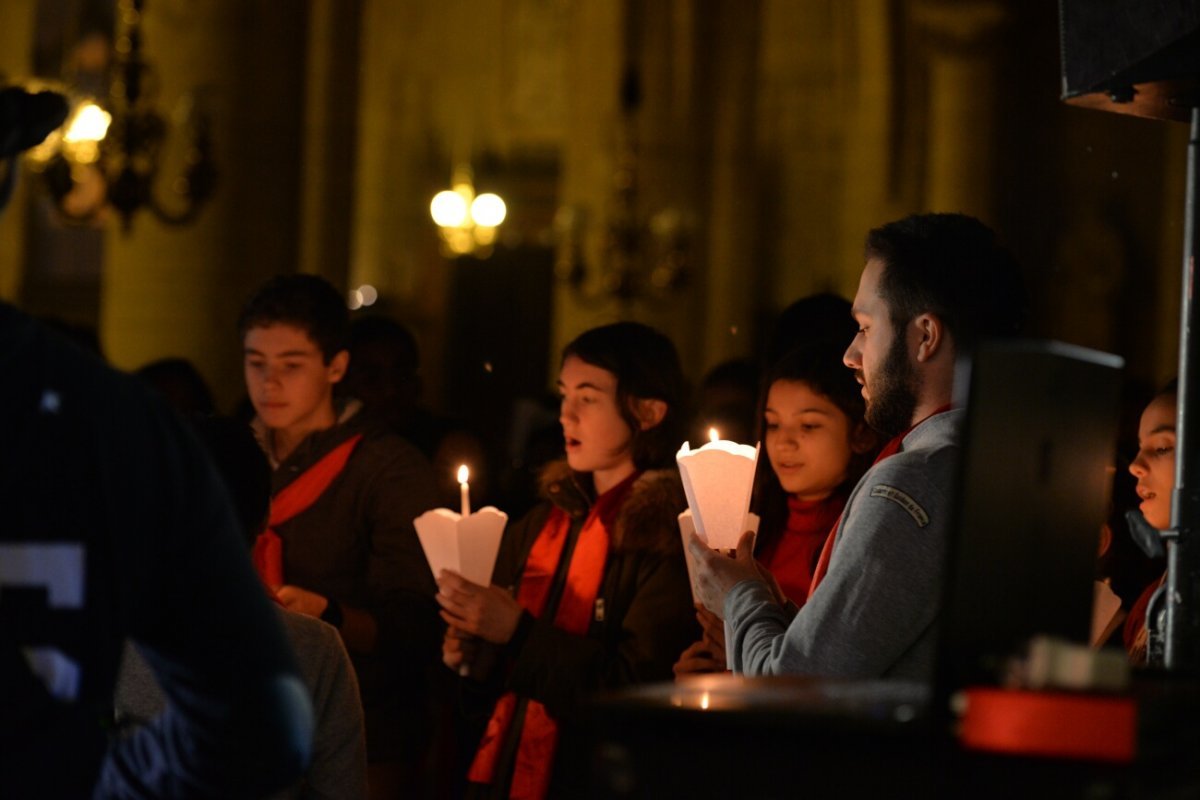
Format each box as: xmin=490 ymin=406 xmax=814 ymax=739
xmin=764 ymin=379 xmax=857 ymax=502
xmin=1130 ymin=393 xmax=1177 ymax=530
xmin=557 ymin=356 xmax=635 ymax=477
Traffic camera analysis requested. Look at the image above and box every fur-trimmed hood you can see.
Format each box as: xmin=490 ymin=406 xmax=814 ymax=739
xmin=538 ymin=460 xmax=686 ymax=555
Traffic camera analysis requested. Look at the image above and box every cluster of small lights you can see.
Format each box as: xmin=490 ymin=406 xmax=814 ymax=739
xmin=429 ymin=172 xmax=507 ymax=256
xmin=347 ymin=284 xmax=378 ymax=310
xmin=430 ymin=185 xmax=507 ymax=229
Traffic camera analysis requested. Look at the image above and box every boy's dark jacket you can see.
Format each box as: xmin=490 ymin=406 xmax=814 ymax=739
xmin=262 ymin=403 xmax=440 ymax=759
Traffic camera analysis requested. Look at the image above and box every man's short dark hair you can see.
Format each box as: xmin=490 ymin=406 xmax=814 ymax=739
xmin=237 ymin=275 xmax=349 ymax=363
xmin=865 ymin=213 xmax=1027 ymax=354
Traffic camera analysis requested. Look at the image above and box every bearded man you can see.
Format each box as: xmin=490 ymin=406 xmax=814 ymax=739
xmin=689 ymin=213 xmax=1026 ymax=680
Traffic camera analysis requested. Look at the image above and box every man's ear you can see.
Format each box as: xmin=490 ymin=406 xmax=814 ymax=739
xmin=850 ymin=420 xmax=878 ymax=455
xmin=632 ymin=397 xmax=668 ymax=431
xmin=327 ymin=350 xmax=350 ymax=384
xmin=913 ymin=313 xmax=946 ymax=363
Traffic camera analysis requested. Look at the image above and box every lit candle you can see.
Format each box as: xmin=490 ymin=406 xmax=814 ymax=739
xmin=676 ymin=427 xmax=760 ymax=551
xmin=458 ymin=464 xmax=471 ymax=517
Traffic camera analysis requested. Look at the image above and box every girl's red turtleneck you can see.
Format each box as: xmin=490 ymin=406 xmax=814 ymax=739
xmin=758 ymin=493 xmax=846 ymax=606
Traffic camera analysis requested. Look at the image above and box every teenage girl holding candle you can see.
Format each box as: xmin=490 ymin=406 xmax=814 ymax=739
xmin=435 ymin=322 xmax=696 ymax=799
xmin=675 ymin=342 xmax=878 ymax=676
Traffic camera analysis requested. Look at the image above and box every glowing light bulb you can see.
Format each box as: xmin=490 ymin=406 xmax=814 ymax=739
xmin=471 ymin=193 xmax=507 ymax=227
xmin=431 ymin=190 xmax=469 ymax=228
xmin=63 ymin=102 xmax=111 ymax=143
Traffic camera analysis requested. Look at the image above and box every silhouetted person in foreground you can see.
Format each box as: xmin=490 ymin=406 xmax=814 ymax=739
xmin=1 ymin=84 xmax=312 ymax=799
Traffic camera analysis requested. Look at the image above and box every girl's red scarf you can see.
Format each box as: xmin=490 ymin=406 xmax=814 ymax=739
xmin=251 ymin=433 xmax=363 ymax=586
xmin=468 ymin=471 xmax=638 ymax=799
xmin=806 ymin=406 xmax=951 ymax=600
xmin=759 ymin=494 xmax=846 ymax=605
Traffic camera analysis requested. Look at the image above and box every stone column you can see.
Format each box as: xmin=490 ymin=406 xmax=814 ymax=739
xmin=549 ymin=0 xmax=624 ymax=372
xmin=101 ymin=1 xmax=306 ymax=409
xmin=0 ymin=0 xmax=37 ymax=301
xmin=697 ymin=0 xmax=762 ymax=372
xmin=912 ymin=0 xmax=1008 ymax=220
xmin=298 ymin=0 xmax=362 ymax=289
xmin=552 ymin=0 xmax=762 ymax=378
xmin=838 ymin=0 xmax=901 ymax=295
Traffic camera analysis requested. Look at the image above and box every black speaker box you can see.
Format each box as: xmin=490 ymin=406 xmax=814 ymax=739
xmin=1059 ymin=0 xmax=1200 ymax=120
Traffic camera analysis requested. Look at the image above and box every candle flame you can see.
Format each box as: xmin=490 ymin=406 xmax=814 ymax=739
xmin=457 ymin=464 xmax=469 ymax=484
xmin=708 ymin=427 xmax=720 ymax=443
xmin=699 ymin=691 xmax=711 ymax=710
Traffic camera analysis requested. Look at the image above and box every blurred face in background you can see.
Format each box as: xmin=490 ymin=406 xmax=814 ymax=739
xmin=1129 ymin=392 xmax=1177 ymax=531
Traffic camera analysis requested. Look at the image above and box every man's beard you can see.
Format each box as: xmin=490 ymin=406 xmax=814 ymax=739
xmin=864 ymin=330 xmax=919 ymax=438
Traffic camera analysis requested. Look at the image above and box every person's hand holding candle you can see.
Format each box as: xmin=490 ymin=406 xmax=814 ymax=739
xmin=435 ymin=569 xmax=523 ymax=644
xmin=685 ymin=528 xmax=763 ymax=619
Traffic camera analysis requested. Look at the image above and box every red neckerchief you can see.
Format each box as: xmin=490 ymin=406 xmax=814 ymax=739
xmin=468 ymin=471 xmax=639 ymax=799
xmin=251 ymin=433 xmax=363 ymax=586
xmin=805 ymin=405 xmax=952 ymax=600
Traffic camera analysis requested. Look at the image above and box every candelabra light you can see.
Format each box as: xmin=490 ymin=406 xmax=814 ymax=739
xmin=429 ymin=166 xmax=507 ymax=258
xmin=23 ymin=0 xmax=216 ymax=230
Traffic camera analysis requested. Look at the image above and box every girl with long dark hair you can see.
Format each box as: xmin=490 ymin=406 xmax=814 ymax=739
xmin=676 ymin=342 xmax=877 ymax=675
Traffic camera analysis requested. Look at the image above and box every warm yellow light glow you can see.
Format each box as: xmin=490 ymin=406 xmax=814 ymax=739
xmin=699 ymin=691 xmax=711 ymax=710
xmin=63 ymin=102 xmax=111 ymax=144
xmin=457 ymin=464 xmax=470 ymax=484
xmin=709 ymin=427 xmax=720 ymax=443
xmin=358 ymin=285 xmax=378 ymax=306
xmin=25 ymin=130 xmax=62 ymax=165
xmin=347 ymin=289 xmax=364 ymax=310
xmin=431 ymin=190 xmax=469 ymax=228
xmin=471 ymin=193 xmax=506 ymax=227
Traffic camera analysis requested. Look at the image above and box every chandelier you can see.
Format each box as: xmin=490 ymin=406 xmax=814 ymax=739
xmin=24 ymin=0 xmax=216 ymax=230
xmin=429 ymin=165 xmax=507 ymax=258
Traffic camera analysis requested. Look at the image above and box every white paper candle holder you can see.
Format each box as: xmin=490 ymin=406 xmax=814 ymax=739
xmin=676 ymin=436 xmax=760 ymax=551
xmin=414 ymin=507 xmax=508 ymax=586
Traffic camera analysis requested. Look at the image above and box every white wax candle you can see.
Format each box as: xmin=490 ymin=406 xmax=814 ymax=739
xmin=457 ymin=464 xmax=471 ymax=517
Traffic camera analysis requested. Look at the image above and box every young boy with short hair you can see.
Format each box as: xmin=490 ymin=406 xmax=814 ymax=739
xmin=239 ymin=274 xmax=440 ymax=796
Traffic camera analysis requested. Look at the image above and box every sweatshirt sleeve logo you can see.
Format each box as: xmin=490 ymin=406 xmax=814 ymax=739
xmin=870 ymin=485 xmax=930 ymax=527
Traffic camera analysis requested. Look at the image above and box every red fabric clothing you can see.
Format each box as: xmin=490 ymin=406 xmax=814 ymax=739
xmin=758 ymin=494 xmax=845 ymax=605
xmin=807 ymin=405 xmax=952 ymax=600
xmin=251 ymin=433 xmax=363 ymax=586
xmin=1123 ymin=572 xmax=1165 ymax=663
xmin=469 ymin=471 xmax=639 ymax=799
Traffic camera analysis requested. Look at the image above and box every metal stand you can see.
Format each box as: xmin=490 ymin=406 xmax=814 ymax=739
xmin=1167 ymin=106 xmax=1200 ymax=671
